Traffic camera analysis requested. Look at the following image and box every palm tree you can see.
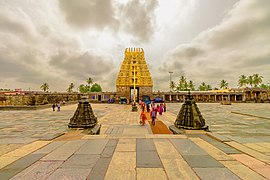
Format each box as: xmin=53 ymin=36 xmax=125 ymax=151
xmin=188 ymin=80 xmax=195 ymax=91
xmin=247 ymin=75 xmax=253 ymax=87
xmin=220 ymin=80 xmax=229 ymax=89
xmin=252 ymin=74 xmax=263 ymax=87
xmin=238 ymin=75 xmax=247 ymax=88
xmin=67 ymin=83 xmax=74 ymax=92
xmin=178 ymin=76 xmax=186 ymax=91
xmin=198 ymin=82 xmax=206 ymax=91
xmin=206 ymin=84 xmax=212 ymax=91
xmin=40 ymin=83 xmax=49 ymax=92
xmin=86 ymin=77 xmax=93 ymax=87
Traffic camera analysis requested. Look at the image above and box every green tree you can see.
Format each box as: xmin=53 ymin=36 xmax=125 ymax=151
xmin=79 ymin=84 xmax=87 ymax=93
xmin=188 ymin=80 xmax=195 ymax=91
xmin=90 ymin=83 xmax=102 ymax=92
xmin=67 ymin=83 xmax=74 ymax=93
xmin=206 ymin=84 xmax=212 ymax=91
xmin=260 ymin=84 xmax=269 ymax=89
xmin=220 ymin=79 xmax=229 ymax=89
xmin=252 ymin=74 xmax=263 ymax=87
xmin=177 ymin=76 xmax=187 ymax=91
xmin=247 ymin=75 xmax=253 ymax=87
xmin=198 ymin=82 xmax=206 ymax=91
xmin=238 ymin=75 xmax=247 ymax=88
xmin=40 ymin=83 xmax=49 ymax=92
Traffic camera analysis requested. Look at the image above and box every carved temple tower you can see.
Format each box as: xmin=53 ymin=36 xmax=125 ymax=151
xmin=116 ymin=48 xmax=153 ymax=101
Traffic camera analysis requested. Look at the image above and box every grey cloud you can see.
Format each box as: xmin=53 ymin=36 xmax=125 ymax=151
xmin=49 ymin=50 xmax=115 ymax=81
xmin=119 ymin=0 xmax=158 ymax=43
xmin=58 ymin=0 xmax=119 ymax=30
xmin=58 ymin=0 xmax=158 ymax=43
xmin=158 ymin=0 xmax=270 ymax=88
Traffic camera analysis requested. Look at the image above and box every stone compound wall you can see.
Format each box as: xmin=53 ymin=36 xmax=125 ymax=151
xmin=0 ymin=93 xmax=82 ymax=106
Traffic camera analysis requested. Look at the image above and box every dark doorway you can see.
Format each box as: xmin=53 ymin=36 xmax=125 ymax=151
xmin=98 ymin=95 xmax=102 ymax=101
xmin=130 ymin=87 xmax=139 ymax=102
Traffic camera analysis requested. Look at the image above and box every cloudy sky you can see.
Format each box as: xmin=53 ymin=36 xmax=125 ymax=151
xmin=0 ymin=0 xmax=269 ymax=92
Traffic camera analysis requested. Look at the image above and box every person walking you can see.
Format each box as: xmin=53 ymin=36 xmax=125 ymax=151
xmin=52 ymin=103 xmax=56 ymax=111
xmin=150 ymin=108 xmax=157 ymax=126
xmin=159 ymin=103 xmax=163 ymax=115
xmin=163 ymin=102 xmax=166 ymax=112
xmin=140 ymin=110 xmax=147 ymax=126
xmin=57 ymin=102 xmax=61 ymax=111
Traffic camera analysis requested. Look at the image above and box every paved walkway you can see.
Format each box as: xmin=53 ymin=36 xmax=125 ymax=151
xmin=0 ymin=103 xmax=270 ymax=179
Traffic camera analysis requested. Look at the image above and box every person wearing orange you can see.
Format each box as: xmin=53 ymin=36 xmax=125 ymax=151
xmin=140 ymin=110 xmax=147 ymax=126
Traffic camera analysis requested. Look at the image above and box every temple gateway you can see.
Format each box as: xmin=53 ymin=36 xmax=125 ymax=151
xmin=116 ymin=48 xmax=153 ymax=102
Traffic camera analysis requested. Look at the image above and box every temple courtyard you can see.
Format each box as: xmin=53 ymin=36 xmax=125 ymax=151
xmin=0 ymin=103 xmax=270 ymax=179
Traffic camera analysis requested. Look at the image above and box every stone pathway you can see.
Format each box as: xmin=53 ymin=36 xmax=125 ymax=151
xmin=0 ymin=103 xmax=270 ymax=179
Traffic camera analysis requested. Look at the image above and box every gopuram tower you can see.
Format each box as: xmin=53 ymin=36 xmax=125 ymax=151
xmin=116 ymin=48 xmax=153 ymax=102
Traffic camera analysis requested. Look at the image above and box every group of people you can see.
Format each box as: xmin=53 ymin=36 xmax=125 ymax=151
xmin=52 ymin=101 xmax=63 ymax=111
xmin=140 ymin=101 xmax=167 ymax=126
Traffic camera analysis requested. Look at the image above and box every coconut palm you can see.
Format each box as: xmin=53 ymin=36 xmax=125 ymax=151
xmin=198 ymin=82 xmax=206 ymax=91
xmin=86 ymin=77 xmax=93 ymax=87
xmin=238 ymin=75 xmax=247 ymax=88
xmin=220 ymin=79 xmax=229 ymax=89
xmin=177 ymin=76 xmax=187 ymax=91
xmin=67 ymin=83 xmax=74 ymax=92
xmin=40 ymin=83 xmax=49 ymax=92
xmin=252 ymin=74 xmax=263 ymax=87
xmin=188 ymin=80 xmax=195 ymax=91
xmin=206 ymin=84 xmax=212 ymax=91
xmin=247 ymin=75 xmax=254 ymax=87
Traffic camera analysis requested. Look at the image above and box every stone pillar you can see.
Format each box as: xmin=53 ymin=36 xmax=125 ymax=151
xmin=169 ymin=95 xmax=172 ymax=101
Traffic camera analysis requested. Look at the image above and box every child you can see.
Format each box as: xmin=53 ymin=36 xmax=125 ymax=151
xmin=140 ymin=110 xmax=147 ymax=126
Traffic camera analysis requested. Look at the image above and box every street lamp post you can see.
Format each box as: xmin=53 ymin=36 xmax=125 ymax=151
xmin=169 ymin=71 xmax=173 ymax=92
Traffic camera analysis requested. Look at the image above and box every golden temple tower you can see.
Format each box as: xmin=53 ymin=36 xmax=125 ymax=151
xmin=116 ymin=48 xmax=153 ymax=102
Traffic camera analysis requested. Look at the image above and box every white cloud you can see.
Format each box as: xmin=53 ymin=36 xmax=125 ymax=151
xmin=158 ymin=0 xmax=270 ymax=90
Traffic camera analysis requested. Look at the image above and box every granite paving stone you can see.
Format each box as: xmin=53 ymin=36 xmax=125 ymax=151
xmin=193 ymin=168 xmax=240 ymax=180
xmin=137 ymin=151 xmax=163 ymax=168
xmin=197 ymin=134 xmax=241 ymax=154
xmin=75 ymin=139 xmax=108 ymax=155
xmin=87 ymin=157 xmax=112 ymax=180
xmin=170 ymin=139 xmax=208 ymax=155
xmin=190 ymin=137 xmax=234 ymax=161
xmin=105 ymin=151 xmax=136 ymax=180
xmin=1 ymin=103 xmax=270 ymax=179
xmin=221 ymin=160 xmax=266 ymax=180
xmin=101 ymin=139 xmax=118 ymax=158
xmin=11 ymin=160 xmax=63 ymax=180
xmin=47 ymin=168 xmax=92 ymax=180
xmin=183 ymin=155 xmax=224 ymax=168
xmin=60 ymin=154 xmax=100 ymax=169
xmin=136 ymin=168 xmax=167 ymax=180
xmin=0 ymin=154 xmax=44 ymax=179
xmin=41 ymin=140 xmax=86 ymax=161
xmin=227 ymin=141 xmax=270 ymax=164
xmin=154 ymin=139 xmax=199 ymax=179
xmin=33 ymin=141 xmax=66 ymax=154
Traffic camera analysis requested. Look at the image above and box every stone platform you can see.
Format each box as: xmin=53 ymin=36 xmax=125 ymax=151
xmin=0 ymin=103 xmax=270 ymax=179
